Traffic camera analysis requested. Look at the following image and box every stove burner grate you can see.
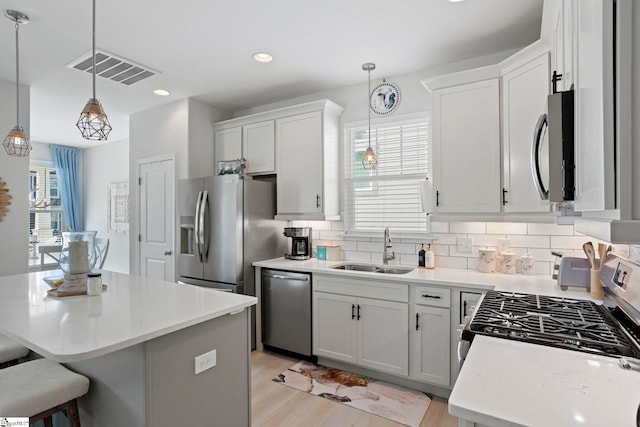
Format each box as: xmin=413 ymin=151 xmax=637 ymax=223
xmin=468 ymin=291 xmax=640 ymax=358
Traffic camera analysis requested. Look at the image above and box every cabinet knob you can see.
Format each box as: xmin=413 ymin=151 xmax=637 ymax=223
xmin=164 ymin=250 xmax=173 ymax=256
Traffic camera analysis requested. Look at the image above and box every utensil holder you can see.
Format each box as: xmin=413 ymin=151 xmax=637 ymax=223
xmin=590 ymin=268 xmax=604 ymax=300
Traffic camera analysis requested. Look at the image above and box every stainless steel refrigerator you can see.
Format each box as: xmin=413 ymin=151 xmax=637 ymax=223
xmin=176 ymin=174 xmax=286 ymax=348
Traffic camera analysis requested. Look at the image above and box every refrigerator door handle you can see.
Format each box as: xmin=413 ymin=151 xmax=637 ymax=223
xmin=531 ymin=113 xmax=549 ymax=200
xmin=200 ymin=190 xmax=210 ymax=262
xmin=194 ymin=191 xmax=203 ymax=262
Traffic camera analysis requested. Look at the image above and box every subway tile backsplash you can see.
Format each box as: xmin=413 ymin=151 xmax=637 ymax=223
xmin=289 ymin=220 xmax=635 ymax=276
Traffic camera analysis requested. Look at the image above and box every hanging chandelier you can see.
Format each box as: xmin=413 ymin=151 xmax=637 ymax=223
xmin=362 ymin=62 xmax=377 ymax=171
xmin=76 ymin=0 xmax=112 ymax=140
xmin=29 ymin=170 xmax=52 ymax=209
xmin=2 ymin=10 xmax=31 ymax=157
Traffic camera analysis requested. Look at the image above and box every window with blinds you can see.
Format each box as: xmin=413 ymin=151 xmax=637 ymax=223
xmin=344 ymin=115 xmax=430 ymax=234
xmin=29 ymin=165 xmax=66 ymax=243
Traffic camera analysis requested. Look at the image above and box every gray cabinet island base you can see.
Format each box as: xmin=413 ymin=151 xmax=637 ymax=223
xmin=68 ymin=310 xmax=250 ymax=427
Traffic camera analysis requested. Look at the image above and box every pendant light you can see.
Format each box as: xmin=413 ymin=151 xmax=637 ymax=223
xmin=362 ymin=62 xmax=377 ymax=171
xmin=76 ymin=0 xmax=112 ymax=140
xmin=2 ymin=10 xmax=31 ymax=157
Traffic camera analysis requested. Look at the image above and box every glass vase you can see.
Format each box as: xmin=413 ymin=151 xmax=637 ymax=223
xmin=59 ymin=231 xmax=97 ymax=275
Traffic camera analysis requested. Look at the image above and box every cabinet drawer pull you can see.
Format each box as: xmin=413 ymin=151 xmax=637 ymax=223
xmin=502 ymin=188 xmax=508 ymax=205
xmin=436 ymin=190 xmax=440 ymax=207
xmin=421 ymin=294 xmax=442 ymax=299
xmin=316 ymin=194 xmax=321 ymax=208
xmin=357 ymin=304 xmax=361 ymax=320
xmin=351 ymin=304 xmax=355 ymax=320
xmin=415 ymin=313 xmax=420 ymax=330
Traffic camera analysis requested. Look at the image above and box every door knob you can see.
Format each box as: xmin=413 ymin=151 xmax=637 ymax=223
xmin=164 ymin=250 xmax=172 ymax=256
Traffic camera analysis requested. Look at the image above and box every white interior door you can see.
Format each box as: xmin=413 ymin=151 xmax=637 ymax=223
xmin=138 ymin=157 xmax=175 ymax=281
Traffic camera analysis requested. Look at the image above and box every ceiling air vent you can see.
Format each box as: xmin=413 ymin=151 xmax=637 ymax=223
xmin=66 ymin=49 xmax=159 ymax=86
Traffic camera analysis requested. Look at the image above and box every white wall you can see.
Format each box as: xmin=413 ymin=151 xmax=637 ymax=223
xmin=0 ymin=78 xmax=30 ymax=276
xmin=633 ymin=1 xmax=640 ymax=219
xmin=128 ymin=98 xmax=230 ymax=274
xmin=234 ymin=49 xmax=519 ymax=123
xmin=84 ymin=139 xmax=130 ymax=273
xmin=188 ymin=98 xmax=230 ymax=178
xmin=29 ymin=141 xmax=53 ymax=164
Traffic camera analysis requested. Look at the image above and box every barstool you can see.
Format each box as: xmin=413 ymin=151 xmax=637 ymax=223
xmin=0 ymin=334 xmax=29 ymax=366
xmin=0 ymin=358 xmax=90 ymax=426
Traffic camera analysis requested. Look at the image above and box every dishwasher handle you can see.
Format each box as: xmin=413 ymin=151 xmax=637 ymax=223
xmin=262 ymin=271 xmax=310 ymax=281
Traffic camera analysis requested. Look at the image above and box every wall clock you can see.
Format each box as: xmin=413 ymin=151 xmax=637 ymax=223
xmin=370 ymin=81 xmax=401 ymax=116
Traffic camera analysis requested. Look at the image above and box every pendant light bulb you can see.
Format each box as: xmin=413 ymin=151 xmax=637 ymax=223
xmin=362 ymin=62 xmax=377 ymax=171
xmin=76 ymin=0 xmax=112 ymax=141
xmin=3 ymin=10 xmax=31 ymax=157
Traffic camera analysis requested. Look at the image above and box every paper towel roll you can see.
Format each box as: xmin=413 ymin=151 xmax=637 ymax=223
xmin=419 ymin=178 xmax=433 ymax=214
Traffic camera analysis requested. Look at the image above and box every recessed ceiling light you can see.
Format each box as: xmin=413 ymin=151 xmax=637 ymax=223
xmin=253 ymin=52 xmax=273 ymax=63
xmin=449 ymin=0 xmax=465 ymax=2
xmin=154 ymin=89 xmax=171 ymax=96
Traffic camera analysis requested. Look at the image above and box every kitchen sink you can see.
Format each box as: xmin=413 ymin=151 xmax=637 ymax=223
xmin=330 ymin=263 xmax=414 ymax=274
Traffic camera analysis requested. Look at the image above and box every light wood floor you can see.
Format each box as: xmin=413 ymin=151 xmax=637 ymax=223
xmin=251 ymin=350 xmax=459 ymax=427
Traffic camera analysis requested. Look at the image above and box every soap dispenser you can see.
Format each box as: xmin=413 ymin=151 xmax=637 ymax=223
xmin=425 ymin=244 xmax=435 ymax=269
xmin=418 ymin=244 xmax=426 ymax=267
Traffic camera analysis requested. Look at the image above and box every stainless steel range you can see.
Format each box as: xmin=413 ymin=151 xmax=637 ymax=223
xmin=461 ymin=253 xmax=640 ymax=362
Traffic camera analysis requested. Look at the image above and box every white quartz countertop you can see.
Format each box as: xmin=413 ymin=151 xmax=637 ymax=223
xmin=449 ymin=336 xmax=640 ymax=427
xmin=0 ymin=270 xmax=257 ymax=363
xmin=253 ymin=257 xmax=592 ymax=299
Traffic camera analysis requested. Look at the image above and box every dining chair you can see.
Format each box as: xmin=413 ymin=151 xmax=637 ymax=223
xmin=94 ymin=238 xmax=110 ymax=270
xmin=38 ymin=244 xmax=62 ymax=271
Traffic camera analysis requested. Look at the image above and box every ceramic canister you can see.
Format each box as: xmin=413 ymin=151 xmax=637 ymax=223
xmin=478 ymin=247 xmax=497 ymax=273
xmin=521 ymin=253 xmax=536 ymax=275
xmin=500 ymin=251 xmax=517 ymax=274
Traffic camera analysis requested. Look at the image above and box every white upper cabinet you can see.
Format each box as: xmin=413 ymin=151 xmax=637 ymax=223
xmin=573 ymin=0 xmax=615 ymax=212
xmin=431 ymin=79 xmax=502 ymax=214
xmin=502 ymin=53 xmax=551 ymax=213
xmin=550 ymin=0 xmax=577 ymax=92
xmin=423 ymin=41 xmax=554 ymax=219
xmin=213 ymin=127 xmax=242 ymax=164
xmin=213 ymin=121 xmax=274 ymax=175
xmin=275 ymin=101 xmax=343 ymax=221
xmin=242 ymin=120 xmax=275 ymax=174
xmin=212 ymin=100 xmax=343 ymax=220
xmin=276 ymin=112 xmax=324 ymax=216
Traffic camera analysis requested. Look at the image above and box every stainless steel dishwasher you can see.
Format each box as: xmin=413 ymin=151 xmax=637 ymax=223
xmin=261 ymin=269 xmax=312 ymax=356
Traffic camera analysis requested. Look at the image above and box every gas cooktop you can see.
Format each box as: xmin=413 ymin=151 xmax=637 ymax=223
xmin=463 ymin=290 xmax=640 ymax=358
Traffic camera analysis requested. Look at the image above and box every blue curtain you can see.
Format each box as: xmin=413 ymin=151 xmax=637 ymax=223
xmin=51 ymin=145 xmax=83 ymax=231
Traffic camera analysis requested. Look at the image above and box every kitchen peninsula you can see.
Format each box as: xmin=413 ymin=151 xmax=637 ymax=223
xmin=0 ymin=270 xmax=256 ymax=427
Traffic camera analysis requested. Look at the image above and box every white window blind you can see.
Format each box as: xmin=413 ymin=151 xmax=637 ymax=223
xmin=344 ymin=115 xmax=430 ymax=234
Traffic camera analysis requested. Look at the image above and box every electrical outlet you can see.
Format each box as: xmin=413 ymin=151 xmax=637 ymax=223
xmin=195 ymin=349 xmax=217 ymax=375
xmin=457 ymin=237 xmax=473 ymax=253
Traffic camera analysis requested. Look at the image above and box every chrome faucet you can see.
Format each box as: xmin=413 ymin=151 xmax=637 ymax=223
xmin=383 ymin=227 xmax=395 ymax=264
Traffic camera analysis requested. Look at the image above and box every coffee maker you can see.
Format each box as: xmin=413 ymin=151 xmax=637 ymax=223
xmin=283 ymin=227 xmax=312 ymax=260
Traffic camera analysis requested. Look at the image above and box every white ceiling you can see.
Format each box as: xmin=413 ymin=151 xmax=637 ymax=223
xmin=0 ymin=0 xmax=543 ymax=147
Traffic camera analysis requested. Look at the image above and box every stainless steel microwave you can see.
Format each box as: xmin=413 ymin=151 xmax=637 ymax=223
xmin=531 ymin=89 xmax=575 ymax=202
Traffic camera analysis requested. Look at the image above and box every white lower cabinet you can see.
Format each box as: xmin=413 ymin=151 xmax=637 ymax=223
xmin=312 ymin=275 xmax=409 ymax=377
xmin=313 ymin=292 xmax=409 ymax=376
xmin=412 ymin=305 xmax=450 ymax=387
xmin=357 ymin=298 xmax=409 ymax=375
xmin=411 ymin=285 xmax=451 ymax=387
xmin=313 ymin=293 xmax=357 ymax=364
